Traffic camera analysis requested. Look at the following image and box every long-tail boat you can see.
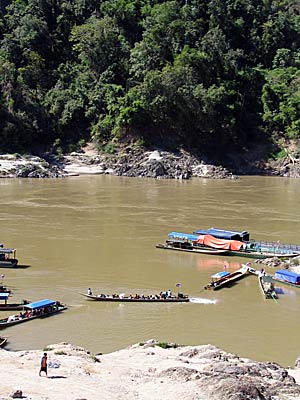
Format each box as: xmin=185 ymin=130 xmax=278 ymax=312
xmin=80 ymin=292 xmax=190 ymax=303
xmin=204 ymin=264 xmax=250 ymax=290
xmin=258 ymin=274 xmax=278 ymax=300
xmin=0 ymin=299 xmax=67 ymax=329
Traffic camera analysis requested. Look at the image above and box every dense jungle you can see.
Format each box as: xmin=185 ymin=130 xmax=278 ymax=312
xmin=0 ymin=0 xmax=300 ymax=163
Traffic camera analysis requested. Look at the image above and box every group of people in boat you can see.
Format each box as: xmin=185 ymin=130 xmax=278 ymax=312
xmin=87 ymin=288 xmax=184 ymax=300
xmin=6 ymin=303 xmax=62 ymax=323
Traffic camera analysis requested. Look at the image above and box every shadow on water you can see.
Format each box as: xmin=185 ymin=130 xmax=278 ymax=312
xmin=48 ymin=376 xmax=67 ymax=379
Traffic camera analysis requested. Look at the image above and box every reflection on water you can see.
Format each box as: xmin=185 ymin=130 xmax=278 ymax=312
xmin=1 ymin=175 xmax=300 ymax=366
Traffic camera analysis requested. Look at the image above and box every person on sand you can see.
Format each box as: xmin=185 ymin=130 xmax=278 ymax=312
xmin=39 ymin=353 xmax=48 ymax=377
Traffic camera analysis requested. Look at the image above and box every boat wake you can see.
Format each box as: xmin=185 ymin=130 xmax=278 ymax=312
xmin=190 ymin=297 xmax=217 ymax=304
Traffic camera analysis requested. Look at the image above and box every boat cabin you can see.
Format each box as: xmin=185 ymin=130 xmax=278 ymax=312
xmin=274 ymin=270 xmax=300 ymax=285
xmin=0 ymin=293 xmax=9 ymax=305
xmin=0 ymin=248 xmax=17 ymax=260
xmin=193 ymin=228 xmax=250 ymax=242
xmin=23 ymin=299 xmax=59 ymax=315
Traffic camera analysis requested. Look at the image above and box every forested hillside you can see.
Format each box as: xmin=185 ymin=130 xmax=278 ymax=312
xmin=0 ymin=0 xmax=300 ymax=157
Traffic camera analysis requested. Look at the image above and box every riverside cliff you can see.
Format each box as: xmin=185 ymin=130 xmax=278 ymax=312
xmin=1 ymin=340 xmax=300 ymax=400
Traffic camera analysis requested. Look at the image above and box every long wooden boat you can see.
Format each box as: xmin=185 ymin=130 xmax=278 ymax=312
xmin=163 ymin=232 xmax=300 ymax=259
xmin=258 ymin=274 xmax=278 ymax=300
xmin=156 ymin=242 xmax=229 ymax=255
xmin=271 ymin=269 xmax=300 ymax=289
xmin=204 ymin=265 xmax=250 ymax=290
xmin=0 ymin=293 xmax=30 ymax=311
xmin=80 ymin=292 xmax=190 ymax=302
xmin=0 ymin=336 xmax=7 ymax=347
xmin=0 ymin=248 xmax=18 ymax=268
xmin=0 ymin=299 xmax=67 ymax=329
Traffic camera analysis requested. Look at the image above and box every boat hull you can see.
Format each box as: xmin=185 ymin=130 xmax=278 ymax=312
xmin=156 ymin=243 xmax=229 ymax=255
xmin=81 ymin=293 xmax=190 ymax=302
xmin=204 ymin=266 xmax=250 ymax=290
xmin=258 ymin=275 xmax=278 ymax=299
xmin=0 ymin=306 xmax=67 ymax=329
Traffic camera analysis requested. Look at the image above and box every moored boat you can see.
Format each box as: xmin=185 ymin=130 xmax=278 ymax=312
xmin=272 ymin=269 xmax=300 ymax=288
xmin=0 ymin=336 xmax=7 ymax=347
xmin=158 ymin=231 xmax=300 ymax=259
xmin=0 ymin=293 xmax=30 ymax=311
xmin=204 ymin=265 xmax=250 ymax=290
xmin=156 ymin=242 xmax=229 ymax=255
xmin=0 ymin=299 xmax=67 ymax=329
xmin=258 ymin=274 xmax=278 ymax=300
xmin=80 ymin=292 xmax=190 ymax=302
xmin=0 ymin=248 xmax=18 ymax=268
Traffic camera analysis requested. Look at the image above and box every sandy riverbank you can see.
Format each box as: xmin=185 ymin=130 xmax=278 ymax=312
xmin=1 ymin=340 xmax=300 ymax=400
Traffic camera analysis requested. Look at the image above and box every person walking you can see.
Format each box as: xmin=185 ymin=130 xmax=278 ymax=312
xmin=39 ymin=352 xmax=48 ymax=377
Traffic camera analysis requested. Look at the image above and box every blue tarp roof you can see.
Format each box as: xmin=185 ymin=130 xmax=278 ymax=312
xmin=0 ymin=293 xmax=9 ymax=300
xmin=211 ymin=271 xmax=230 ymax=279
xmin=168 ymin=232 xmax=199 ymax=241
xmin=193 ymin=228 xmax=249 ymax=241
xmin=25 ymin=299 xmax=56 ymax=309
xmin=275 ymin=269 xmax=300 ymax=284
xmin=0 ymin=248 xmax=16 ymax=253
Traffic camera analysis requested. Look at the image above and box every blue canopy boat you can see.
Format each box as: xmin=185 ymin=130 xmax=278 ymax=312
xmin=204 ymin=265 xmax=251 ymax=290
xmin=0 ymin=298 xmax=67 ymax=329
xmin=156 ymin=230 xmax=300 ymax=259
xmin=272 ymin=269 xmax=300 ymax=288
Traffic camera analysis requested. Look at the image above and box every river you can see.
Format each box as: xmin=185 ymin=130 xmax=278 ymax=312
xmin=1 ymin=175 xmax=300 ymax=366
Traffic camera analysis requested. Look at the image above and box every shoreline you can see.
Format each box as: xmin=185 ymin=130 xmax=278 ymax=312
xmin=1 ymin=145 xmax=300 ymax=179
xmin=1 ymin=340 xmax=300 ymax=399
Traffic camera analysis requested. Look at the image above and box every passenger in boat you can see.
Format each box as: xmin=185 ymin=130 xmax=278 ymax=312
xmin=88 ymin=288 xmax=92 ymax=295
xmin=167 ymin=289 xmax=172 ymax=297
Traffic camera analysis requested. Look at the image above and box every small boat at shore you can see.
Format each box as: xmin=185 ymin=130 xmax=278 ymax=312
xmin=258 ymin=274 xmax=278 ymax=300
xmin=0 ymin=336 xmax=7 ymax=347
xmin=271 ymin=269 xmax=300 ymax=289
xmin=80 ymin=292 xmax=190 ymax=303
xmin=204 ymin=265 xmax=250 ymax=290
xmin=0 ymin=299 xmax=67 ymax=329
xmin=0 ymin=293 xmax=30 ymax=311
xmin=0 ymin=248 xmax=18 ymax=268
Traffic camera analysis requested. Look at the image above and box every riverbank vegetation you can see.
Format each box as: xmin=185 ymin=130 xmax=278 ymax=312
xmin=0 ymin=0 xmax=300 ymax=161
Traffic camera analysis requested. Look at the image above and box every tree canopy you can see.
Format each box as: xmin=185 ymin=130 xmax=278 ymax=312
xmin=0 ymin=0 xmax=300 ymax=155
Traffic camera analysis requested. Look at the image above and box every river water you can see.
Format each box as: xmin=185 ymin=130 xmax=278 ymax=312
xmin=1 ymin=175 xmax=300 ymax=366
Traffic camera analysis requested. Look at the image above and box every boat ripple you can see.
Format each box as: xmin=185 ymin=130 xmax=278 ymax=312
xmin=190 ymin=297 xmax=217 ymax=304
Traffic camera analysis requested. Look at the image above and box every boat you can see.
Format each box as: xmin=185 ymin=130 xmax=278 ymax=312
xmin=80 ymin=292 xmax=190 ymax=302
xmin=0 ymin=293 xmax=30 ymax=311
xmin=156 ymin=242 xmax=229 ymax=255
xmin=0 ymin=299 xmax=67 ymax=329
xmin=258 ymin=274 xmax=278 ymax=300
xmin=157 ymin=231 xmax=300 ymax=259
xmin=272 ymin=269 xmax=300 ymax=288
xmin=0 ymin=336 xmax=7 ymax=347
xmin=0 ymin=285 xmax=11 ymax=294
xmin=0 ymin=248 xmax=18 ymax=268
xmin=204 ymin=265 xmax=251 ymax=290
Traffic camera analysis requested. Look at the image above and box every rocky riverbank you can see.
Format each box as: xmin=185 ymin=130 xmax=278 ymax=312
xmin=1 ymin=143 xmax=300 ymax=179
xmin=1 ymin=340 xmax=300 ymax=400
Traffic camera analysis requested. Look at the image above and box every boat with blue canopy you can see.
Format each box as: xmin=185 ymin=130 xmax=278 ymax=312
xmin=193 ymin=228 xmax=250 ymax=241
xmin=204 ymin=265 xmax=251 ymax=290
xmin=0 ymin=298 xmax=67 ymax=329
xmin=272 ymin=269 xmax=300 ymax=288
xmin=156 ymin=231 xmax=300 ymax=259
